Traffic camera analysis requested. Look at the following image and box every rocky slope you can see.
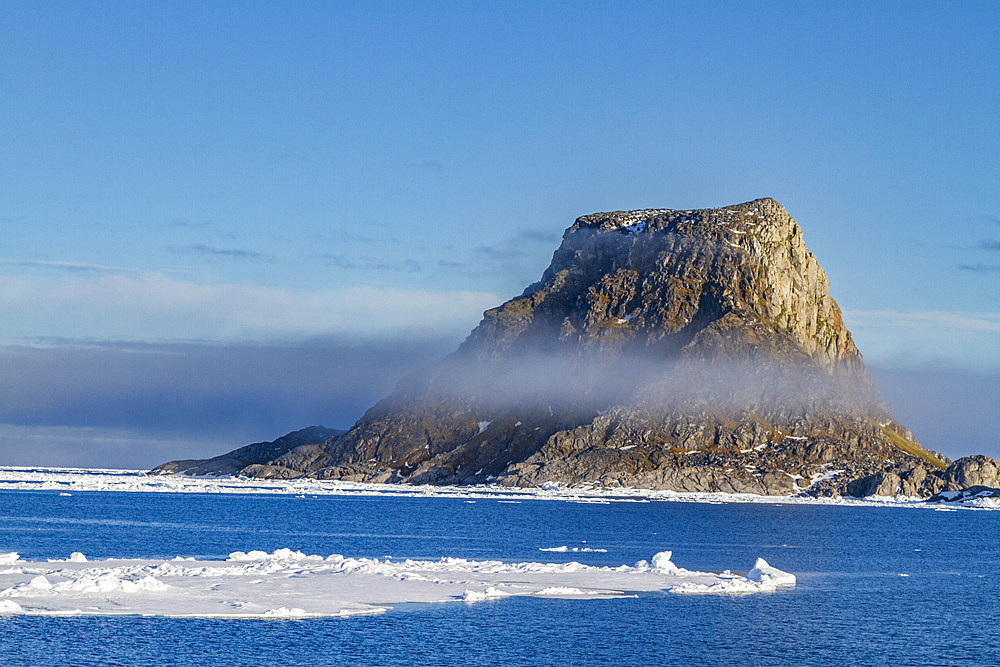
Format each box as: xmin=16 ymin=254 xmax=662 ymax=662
xmin=151 ymin=426 xmax=343 ymax=477
xmin=155 ymin=198 xmax=972 ymax=497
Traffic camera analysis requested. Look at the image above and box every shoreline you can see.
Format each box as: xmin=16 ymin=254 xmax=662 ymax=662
xmin=0 ymin=466 xmax=996 ymax=510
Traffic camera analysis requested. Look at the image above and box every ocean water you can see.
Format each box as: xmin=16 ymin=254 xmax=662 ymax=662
xmin=0 ymin=490 xmax=998 ymax=665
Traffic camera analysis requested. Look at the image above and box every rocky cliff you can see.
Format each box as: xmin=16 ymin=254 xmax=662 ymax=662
xmin=155 ymin=198 xmax=965 ymax=497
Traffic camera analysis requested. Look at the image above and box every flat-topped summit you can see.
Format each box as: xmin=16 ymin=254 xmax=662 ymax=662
xmin=156 ymin=199 xmax=960 ymax=497
xmin=468 ymin=197 xmax=859 ymax=369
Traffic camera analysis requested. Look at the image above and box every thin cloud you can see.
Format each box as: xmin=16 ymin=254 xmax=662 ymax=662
xmin=959 ymin=264 xmax=1000 ymax=273
xmin=844 ymin=309 xmax=1000 ymax=373
xmin=317 ymin=254 xmax=421 ymax=273
xmin=174 ymin=244 xmax=276 ymax=262
xmin=845 ymin=310 xmax=1000 ymax=333
xmin=0 ymin=270 xmax=501 ymax=343
xmin=437 ymin=260 xmax=465 ymax=269
xmin=515 ymin=229 xmax=561 ymax=244
xmin=0 ymin=258 xmax=136 ymax=273
xmin=469 ymin=228 xmax=562 ymax=292
xmin=869 ymin=365 xmax=1000 ymax=461
xmin=321 ymin=254 xmax=359 ymax=269
xmin=167 ymin=218 xmax=210 ymax=230
xmin=0 ymin=334 xmax=458 ymax=468
xmin=165 ymin=217 xmax=238 ymax=240
xmin=474 ymin=245 xmax=517 ymax=261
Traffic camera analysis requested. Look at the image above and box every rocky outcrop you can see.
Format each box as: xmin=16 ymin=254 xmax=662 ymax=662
xmin=150 ymin=426 xmax=343 ymax=477
xmin=154 ymin=198 xmax=959 ymax=497
xmin=927 ymin=484 xmax=1000 ymax=504
xmin=942 ymin=455 xmax=1000 ymax=490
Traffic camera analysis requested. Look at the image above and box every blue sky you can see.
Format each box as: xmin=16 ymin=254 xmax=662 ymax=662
xmin=1 ymin=1 xmax=998 ymax=467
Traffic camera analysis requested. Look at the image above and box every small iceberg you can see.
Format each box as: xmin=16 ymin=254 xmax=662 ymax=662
xmin=746 ymin=558 xmax=797 ymax=586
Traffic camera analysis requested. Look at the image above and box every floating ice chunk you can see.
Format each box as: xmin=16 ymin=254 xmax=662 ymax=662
xmin=670 ymin=578 xmax=776 ymax=594
xmin=536 ymin=587 xmax=589 ymax=596
xmin=462 ymin=586 xmax=510 ymax=602
xmin=0 ymin=600 xmax=22 ymax=613
xmin=227 ymin=548 xmax=321 ymax=562
xmin=746 ymin=558 xmax=796 ymax=586
xmin=651 ymin=551 xmax=677 ymax=572
xmin=68 ymin=552 xmax=87 ymax=562
xmin=262 ymin=607 xmax=308 ymax=617
xmin=29 ymin=576 xmax=53 ymax=590
xmin=0 ymin=553 xmax=19 ymax=564
xmin=539 ymin=546 xmax=569 ymax=552
xmin=125 ymin=576 xmax=170 ymax=593
xmin=62 ymin=573 xmax=120 ymax=593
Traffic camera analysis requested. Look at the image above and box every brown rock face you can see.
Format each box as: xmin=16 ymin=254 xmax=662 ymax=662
xmin=158 ymin=199 xmax=954 ymax=496
xmin=943 ymin=456 xmax=1000 ymax=490
xmin=468 ymin=198 xmax=860 ymax=369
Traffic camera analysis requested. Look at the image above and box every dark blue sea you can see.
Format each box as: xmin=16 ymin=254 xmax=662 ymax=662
xmin=0 ymin=490 xmax=997 ymax=665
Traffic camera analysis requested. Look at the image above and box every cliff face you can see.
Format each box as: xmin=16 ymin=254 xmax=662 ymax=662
xmin=466 ymin=198 xmax=860 ymax=368
xmin=156 ymin=199 xmax=955 ymax=497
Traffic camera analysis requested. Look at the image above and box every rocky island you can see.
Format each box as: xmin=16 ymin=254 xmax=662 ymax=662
xmin=153 ymin=198 xmax=997 ymax=498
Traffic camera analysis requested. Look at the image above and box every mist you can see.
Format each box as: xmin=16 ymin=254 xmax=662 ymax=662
xmin=390 ymin=346 xmax=887 ymax=424
xmin=869 ymin=366 xmax=1000 ymax=461
xmin=1 ymin=335 xmax=995 ymax=470
xmin=0 ymin=335 xmax=455 ymax=469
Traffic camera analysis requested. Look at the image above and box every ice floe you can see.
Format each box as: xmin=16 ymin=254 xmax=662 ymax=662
xmin=0 ymin=548 xmax=795 ymax=618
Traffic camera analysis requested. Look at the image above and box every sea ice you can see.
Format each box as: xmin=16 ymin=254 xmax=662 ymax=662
xmin=0 ymin=548 xmax=795 ymax=618
xmin=1 ymin=465 xmax=984 ymax=510
xmin=0 ymin=600 xmax=22 ymax=613
xmin=651 ymin=551 xmax=678 ymax=572
xmin=462 ymin=586 xmax=511 ymax=602
xmin=746 ymin=558 xmax=797 ymax=586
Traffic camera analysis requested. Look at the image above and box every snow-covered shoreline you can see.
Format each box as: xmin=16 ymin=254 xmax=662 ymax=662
xmin=0 ymin=466 xmax=996 ymax=509
xmin=0 ymin=548 xmax=795 ymax=618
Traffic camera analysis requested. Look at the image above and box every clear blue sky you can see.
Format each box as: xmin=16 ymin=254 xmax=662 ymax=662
xmin=1 ymin=1 xmax=998 ymax=467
